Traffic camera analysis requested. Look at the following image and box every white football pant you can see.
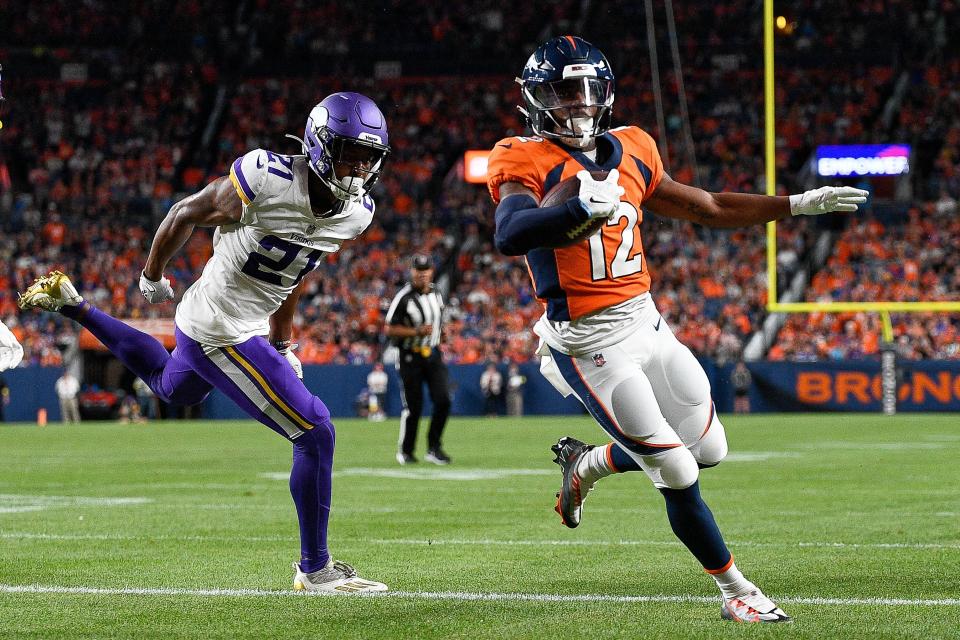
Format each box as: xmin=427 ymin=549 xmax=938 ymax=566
xmin=540 ymin=313 xmax=727 ymax=489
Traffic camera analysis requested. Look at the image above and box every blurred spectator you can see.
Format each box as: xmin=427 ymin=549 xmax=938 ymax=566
xmin=133 ymin=377 xmax=157 ymax=421
xmin=479 ymin=362 xmax=503 ymax=417
xmin=55 ymin=371 xmax=81 ymax=423
xmin=118 ymin=393 xmax=145 ymax=424
xmin=506 ymin=363 xmax=527 ymax=417
xmin=0 ymin=375 xmax=8 ymax=422
xmin=366 ymin=362 xmax=388 ymax=422
xmin=731 ymin=361 xmax=752 ymax=414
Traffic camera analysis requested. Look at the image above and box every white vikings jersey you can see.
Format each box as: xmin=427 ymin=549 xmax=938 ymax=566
xmin=176 ymin=149 xmax=374 ymax=346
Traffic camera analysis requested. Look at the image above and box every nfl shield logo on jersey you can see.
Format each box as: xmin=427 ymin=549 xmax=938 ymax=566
xmin=305 ymin=224 xmax=317 ymax=235
xmin=592 ymin=353 xmax=606 ymax=367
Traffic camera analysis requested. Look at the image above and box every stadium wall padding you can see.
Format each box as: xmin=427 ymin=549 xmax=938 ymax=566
xmin=201 ymin=362 xmax=587 ymax=420
xmin=746 ymin=360 xmax=960 ymax=412
xmin=3 ymin=367 xmax=65 ymax=422
xmin=5 ymin=360 xmax=960 ymax=422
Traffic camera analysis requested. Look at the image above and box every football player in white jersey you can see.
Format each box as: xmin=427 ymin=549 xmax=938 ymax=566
xmin=0 ymin=321 xmax=24 ymax=371
xmin=19 ymin=92 xmax=391 ymax=593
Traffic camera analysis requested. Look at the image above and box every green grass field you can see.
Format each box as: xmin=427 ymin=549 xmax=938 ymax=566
xmin=1 ymin=414 xmax=958 ymax=639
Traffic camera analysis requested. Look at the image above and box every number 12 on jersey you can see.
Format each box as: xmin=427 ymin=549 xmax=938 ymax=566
xmin=588 ymin=203 xmax=644 ymax=280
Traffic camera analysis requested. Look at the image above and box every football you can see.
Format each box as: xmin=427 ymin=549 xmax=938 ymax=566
xmin=540 ymin=170 xmax=610 ymax=247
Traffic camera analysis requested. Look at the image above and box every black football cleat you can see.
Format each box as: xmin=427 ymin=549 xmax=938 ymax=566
xmin=550 ymin=436 xmax=595 ymax=528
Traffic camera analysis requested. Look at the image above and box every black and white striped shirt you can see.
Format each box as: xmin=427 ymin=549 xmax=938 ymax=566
xmin=385 ymin=283 xmax=444 ymax=353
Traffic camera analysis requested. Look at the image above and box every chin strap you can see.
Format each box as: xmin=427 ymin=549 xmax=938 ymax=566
xmin=286 ymin=134 xmax=365 ymax=202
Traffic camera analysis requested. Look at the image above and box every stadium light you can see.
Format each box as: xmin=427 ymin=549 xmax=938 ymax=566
xmin=463 ymin=150 xmax=489 ymax=184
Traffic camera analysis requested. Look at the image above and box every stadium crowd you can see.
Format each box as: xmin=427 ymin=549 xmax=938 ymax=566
xmin=2 ymin=0 xmax=959 ymax=369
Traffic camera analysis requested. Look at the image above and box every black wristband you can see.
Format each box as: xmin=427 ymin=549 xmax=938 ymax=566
xmin=271 ymin=339 xmax=292 ymax=352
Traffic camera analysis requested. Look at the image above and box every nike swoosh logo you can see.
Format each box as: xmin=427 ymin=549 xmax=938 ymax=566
xmin=498 ymin=143 xmax=513 ymax=149
xmin=589 ymin=197 xmax=607 ymax=204
xmin=653 ymin=317 xmax=662 ymax=331
xmin=256 ymin=156 xmax=264 ymax=168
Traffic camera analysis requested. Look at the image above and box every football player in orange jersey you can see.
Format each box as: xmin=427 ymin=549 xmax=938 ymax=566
xmin=487 ymin=36 xmax=868 ymax=623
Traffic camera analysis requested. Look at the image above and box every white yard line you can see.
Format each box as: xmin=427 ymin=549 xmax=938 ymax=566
xmin=0 ymin=495 xmax=151 ymax=514
xmin=1 ymin=531 xmax=957 ymax=550
xmin=0 ymin=584 xmax=957 ymax=607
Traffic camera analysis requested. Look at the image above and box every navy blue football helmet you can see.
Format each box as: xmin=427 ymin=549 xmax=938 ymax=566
xmin=518 ymin=36 xmax=614 ymax=146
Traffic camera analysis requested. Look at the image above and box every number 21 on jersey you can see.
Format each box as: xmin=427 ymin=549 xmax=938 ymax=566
xmin=588 ymin=202 xmax=644 ymax=281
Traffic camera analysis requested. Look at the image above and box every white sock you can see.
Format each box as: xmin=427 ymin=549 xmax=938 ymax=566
xmin=710 ymin=562 xmax=755 ymax=599
xmin=574 ymin=443 xmax=618 ymax=484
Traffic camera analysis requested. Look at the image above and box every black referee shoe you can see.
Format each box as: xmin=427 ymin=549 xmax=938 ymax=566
xmin=424 ymin=449 xmax=451 ymax=465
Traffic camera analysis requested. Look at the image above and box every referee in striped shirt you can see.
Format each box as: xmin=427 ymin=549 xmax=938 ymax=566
xmin=384 ymin=254 xmax=452 ymax=465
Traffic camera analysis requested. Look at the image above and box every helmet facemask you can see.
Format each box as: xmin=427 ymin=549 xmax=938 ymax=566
xmin=294 ymin=104 xmax=391 ymax=202
xmin=520 ymin=76 xmax=614 ymax=148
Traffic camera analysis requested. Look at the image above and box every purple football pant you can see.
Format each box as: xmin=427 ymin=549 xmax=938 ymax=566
xmin=63 ymin=301 xmax=334 ymax=572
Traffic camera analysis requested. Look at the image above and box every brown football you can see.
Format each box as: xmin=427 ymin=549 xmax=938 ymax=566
xmin=539 ymin=170 xmax=610 ymax=247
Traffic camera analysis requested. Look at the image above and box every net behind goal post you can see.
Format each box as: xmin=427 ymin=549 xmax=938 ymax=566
xmin=761 ymin=0 xmax=960 ymax=414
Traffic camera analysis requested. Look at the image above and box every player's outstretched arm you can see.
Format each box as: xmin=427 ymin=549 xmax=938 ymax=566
xmin=142 ymin=177 xmax=243 ymax=281
xmin=494 ymin=181 xmax=598 ymax=256
xmin=643 ymin=175 xmax=868 ymax=228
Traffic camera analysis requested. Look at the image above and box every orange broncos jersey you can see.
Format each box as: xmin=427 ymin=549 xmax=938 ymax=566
xmin=487 ymin=126 xmax=664 ymax=321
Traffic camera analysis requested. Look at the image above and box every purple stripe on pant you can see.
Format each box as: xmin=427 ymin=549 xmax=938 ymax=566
xmin=62 ymin=300 xmax=335 ymax=571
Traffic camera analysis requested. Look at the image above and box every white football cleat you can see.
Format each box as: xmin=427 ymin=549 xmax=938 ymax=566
xmin=292 ymin=559 xmax=388 ymax=594
xmin=17 ymin=270 xmax=83 ymax=312
xmin=721 ymin=588 xmax=792 ymax=623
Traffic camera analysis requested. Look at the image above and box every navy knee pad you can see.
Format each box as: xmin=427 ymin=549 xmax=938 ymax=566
xmin=293 ymin=420 xmax=335 ymax=455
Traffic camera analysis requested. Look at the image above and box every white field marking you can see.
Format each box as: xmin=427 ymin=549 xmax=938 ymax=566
xmin=0 ymin=584 xmax=957 ymax=607
xmin=935 ymin=512 xmax=958 ymax=517
xmin=259 ymin=472 xmax=292 ymax=481
xmin=0 ymin=494 xmax=151 ymax=515
xmin=791 ymin=442 xmax=947 ymax=450
xmin=188 ymin=504 xmax=403 ymax=514
xmin=262 ymin=468 xmax=556 ymax=482
xmin=723 ymin=452 xmax=801 ymax=462
xmin=922 ymin=434 xmax=960 ymax=442
xmin=1 ymin=531 xmax=957 ymax=550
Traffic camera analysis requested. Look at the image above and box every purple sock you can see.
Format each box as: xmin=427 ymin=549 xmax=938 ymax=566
xmin=62 ymin=301 xmax=172 ymax=384
xmin=290 ymin=428 xmax=334 ymax=573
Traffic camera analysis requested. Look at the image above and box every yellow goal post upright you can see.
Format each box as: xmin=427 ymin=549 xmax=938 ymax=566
xmin=762 ymin=0 xmax=960 ymax=414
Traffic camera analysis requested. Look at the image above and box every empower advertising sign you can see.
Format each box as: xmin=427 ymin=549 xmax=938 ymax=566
xmin=816 ymin=144 xmax=910 ymax=177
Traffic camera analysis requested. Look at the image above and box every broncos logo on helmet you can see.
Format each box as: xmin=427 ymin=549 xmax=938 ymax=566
xmin=517 ymin=36 xmax=615 ymax=148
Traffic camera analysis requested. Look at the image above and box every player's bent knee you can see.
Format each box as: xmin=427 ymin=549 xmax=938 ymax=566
xmin=691 ymin=416 xmax=728 ymax=467
xmin=645 ymin=446 xmax=699 ymax=490
xmin=294 ymin=420 xmax=335 ymax=454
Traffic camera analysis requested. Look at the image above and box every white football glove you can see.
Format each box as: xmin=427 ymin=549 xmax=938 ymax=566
xmin=0 ymin=321 xmax=24 ymax=372
xmin=576 ymin=169 xmax=625 ymax=219
xmin=277 ymin=344 xmax=303 ymax=379
xmin=139 ymin=272 xmax=175 ymax=304
xmin=789 ymin=186 xmax=869 ymax=216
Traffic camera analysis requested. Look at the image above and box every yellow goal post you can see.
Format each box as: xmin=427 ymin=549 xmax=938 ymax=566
xmin=761 ymin=0 xmax=960 ymax=413
xmin=762 ymin=0 xmax=960 ymax=335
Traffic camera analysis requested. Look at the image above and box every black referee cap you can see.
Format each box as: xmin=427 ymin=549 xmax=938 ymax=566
xmin=411 ymin=254 xmax=433 ymax=271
